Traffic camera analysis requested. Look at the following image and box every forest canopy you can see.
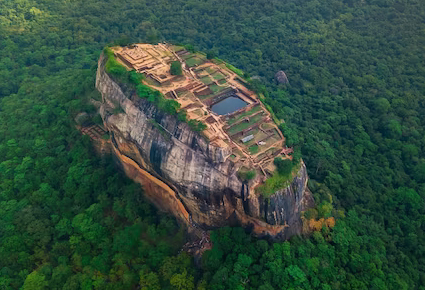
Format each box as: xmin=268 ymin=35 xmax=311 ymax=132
xmin=1 ymin=0 xmax=424 ymax=289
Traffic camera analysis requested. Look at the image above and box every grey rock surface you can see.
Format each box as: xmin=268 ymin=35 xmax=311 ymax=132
xmin=96 ymin=53 xmax=313 ymax=239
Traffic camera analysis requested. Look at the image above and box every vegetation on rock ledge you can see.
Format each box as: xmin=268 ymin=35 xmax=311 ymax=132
xmin=1 ymin=0 xmax=425 ymax=288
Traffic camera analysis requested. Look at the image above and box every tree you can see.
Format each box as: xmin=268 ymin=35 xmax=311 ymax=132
xmin=274 ymin=157 xmax=293 ymax=175
xmin=23 ymin=271 xmax=48 ymax=290
xmin=170 ymin=270 xmax=195 ymax=290
xmin=170 ymin=61 xmax=182 ymax=76
xmin=206 ymin=50 xmax=217 ymax=59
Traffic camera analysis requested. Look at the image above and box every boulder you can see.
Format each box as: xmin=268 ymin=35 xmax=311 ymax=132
xmin=275 ymin=71 xmax=289 ymax=84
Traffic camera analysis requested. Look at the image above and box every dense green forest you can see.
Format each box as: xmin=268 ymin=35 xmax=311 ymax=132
xmin=1 ymin=0 xmax=425 ymax=289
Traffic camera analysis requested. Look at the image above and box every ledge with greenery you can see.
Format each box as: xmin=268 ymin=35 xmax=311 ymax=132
xmin=257 ymin=156 xmax=302 ymax=198
xmin=103 ymin=47 xmax=207 ymax=133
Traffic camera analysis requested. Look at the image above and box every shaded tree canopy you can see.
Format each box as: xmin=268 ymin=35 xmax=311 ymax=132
xmin=170 ymin=61 xmax=183 ymax=75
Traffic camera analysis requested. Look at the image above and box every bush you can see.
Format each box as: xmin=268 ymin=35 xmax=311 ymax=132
xmin=225 ymin=63 xmax=244 ymax=78
xmin=206 ymin=50 xmax=217 ymax=59
xmin=184 ymin=44 xmax=195 ymax=52
xmin=104 ymin=48 xmax=128 ymax=78
xmin=280 ymin=123 xmax=299 ymax=147
xmin=238 ymin=169 xmax=256 ymax=181
xmin=274 ymin=157 xmax=292 ymax=175
xmin=170 ymin=61 xmax=183 ymax=75
xmin=177 ymin=111 xmax=187 ymax=122
xmin=129 ymin=70 xmax=145 ymax=85
xmin=188 ymin=119 xmax=207 ymax=132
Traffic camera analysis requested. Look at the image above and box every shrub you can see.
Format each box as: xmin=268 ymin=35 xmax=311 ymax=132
xmin=188 ymin=120 xmax=207 ymax=132
xmin=238 ymin=169 xmax=256 ymax=181
xmin=274 ymin=157 xmax=292 ymax=175
xmin=184 ymin=44 xmax=195 ymax=52
xmin=104 ymin=48 xmax=128 ymax=78
xmin=128 ymin=70 xmax=145 ymax=85
xmin=177 ymin=111 xmax=187 ymax=122
xmin=170 ymin=61 xmax=183 ymax=75
xmin=206 ymin=50 xmax=217 ymax=59
xmin=225 ymin=63 xmax=244 ymax=78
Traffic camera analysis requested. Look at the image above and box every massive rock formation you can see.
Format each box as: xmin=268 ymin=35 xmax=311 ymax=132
xmin=96 ymin=54 xmax=313 ymax=240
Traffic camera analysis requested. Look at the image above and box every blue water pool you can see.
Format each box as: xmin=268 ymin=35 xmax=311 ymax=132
xmin=211 ymin=96 xmax=247 ymax=115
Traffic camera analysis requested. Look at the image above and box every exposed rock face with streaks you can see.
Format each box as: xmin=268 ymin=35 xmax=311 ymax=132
xmin=96 ymin=53 xmax=314 ymax=239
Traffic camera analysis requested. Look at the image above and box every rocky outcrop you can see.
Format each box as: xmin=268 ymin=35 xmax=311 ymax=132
xmin=275 ymin=70 xmax=289 ymax=84
xmin=96 ymin=54 xmax=313 ymax=240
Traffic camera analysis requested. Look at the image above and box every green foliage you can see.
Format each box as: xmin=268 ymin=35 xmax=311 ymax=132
xmin=206 ymin=50 xmax=217 ymax=59
xmin=274 ymin=157 xmax=292 ymax=175
xmin=248 ymin=145 xmax=259 ymax=154
xmin=104 ymin=47 xmax=127 ymax=78
xmin=1 ymin=0 xmax=425 ymax=288
xmin=258 ymin=159 xmax=300 ymax=197
xmin=184 ymin=44 xmax=195 ymax=53
xmin=225 ymin=63 xmax=245 ymax=78
xmin=105 ymin=52 xmax=207 ymax=133
xmin=170 ymin=61 xmax=183 ymax=75
xmin=0 ymin=68 xmax=186 ymax=289
xmin=23 ymin=271 xmax=48 ymax=290
xmin=129 ymin=70 xmax=145 ymax=85
xmin=237 ymin=168 xmax=256 ymax=181
xmin=188 ymin=119 xmax=207 ymax=132
xmin=257 ymin=172 xmax=292 ymax=198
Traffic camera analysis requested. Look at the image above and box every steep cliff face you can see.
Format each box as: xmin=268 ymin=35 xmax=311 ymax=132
xmin=96 ymin=54 xmax=314 ymax=239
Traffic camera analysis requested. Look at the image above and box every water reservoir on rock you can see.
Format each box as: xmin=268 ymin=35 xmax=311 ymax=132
xmin=211 ymin=96 xmax=247 ymax=115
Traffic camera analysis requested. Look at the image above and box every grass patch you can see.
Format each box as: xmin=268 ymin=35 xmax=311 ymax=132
xmin=237 ymin=167 xmax=256 ymax=181
xmin=171 ymin=45 xmax=185 ymax=52
xmin=261 ymin=123 xmax=274 ymax=130
xmin=177 ymin=90 xmax=190 ymax=97
xmin=227 ymin=106 xmax=262 ymax=125
xmin=145 ymin=77 xmax=161 ymax=87
xmin=249 ymin=145 xmax=259 ymax=154
xmin=195 ymin=52 xmax=207 ymax=58
xmin=263 ymin=132 xmax=281 ymax=147
xmin=218 ymin=79 xmax=227 ymax=85
xmin=257 ymin=160 xmax=301 ymax=197
xmin=206 ymin=67 xmax=216 ymax=74
xmin=186 ymin=57 xmax=203 ymax=67
xmin=182 ymin=53 xmax=195 ymax=60
xmin=225 ymin=63 xmax=245 ymax=78
xmin=244 ymin=128 xmax=259 ymax=137
xmin=200 ymin=76 xmax=214 ymax=85
xmin=245 ymin=131 xmax=269 ymax=147
xmin=212 ymin=72 xmax=225 ymax=80
xmin=209 ymin=84 xmax=227 ymax=94
xmin=257 ymin=173 xmax=292 ymax=198
xmin=227 ymin=113 xmax=263 ymax=135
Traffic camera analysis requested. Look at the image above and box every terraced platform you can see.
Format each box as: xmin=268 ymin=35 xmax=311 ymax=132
xmin=111 ymin=43 xmax=292 ymax=180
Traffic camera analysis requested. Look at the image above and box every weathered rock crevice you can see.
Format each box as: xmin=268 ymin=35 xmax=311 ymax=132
xmin=96 ymin=53 xmax=314 ymax=240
